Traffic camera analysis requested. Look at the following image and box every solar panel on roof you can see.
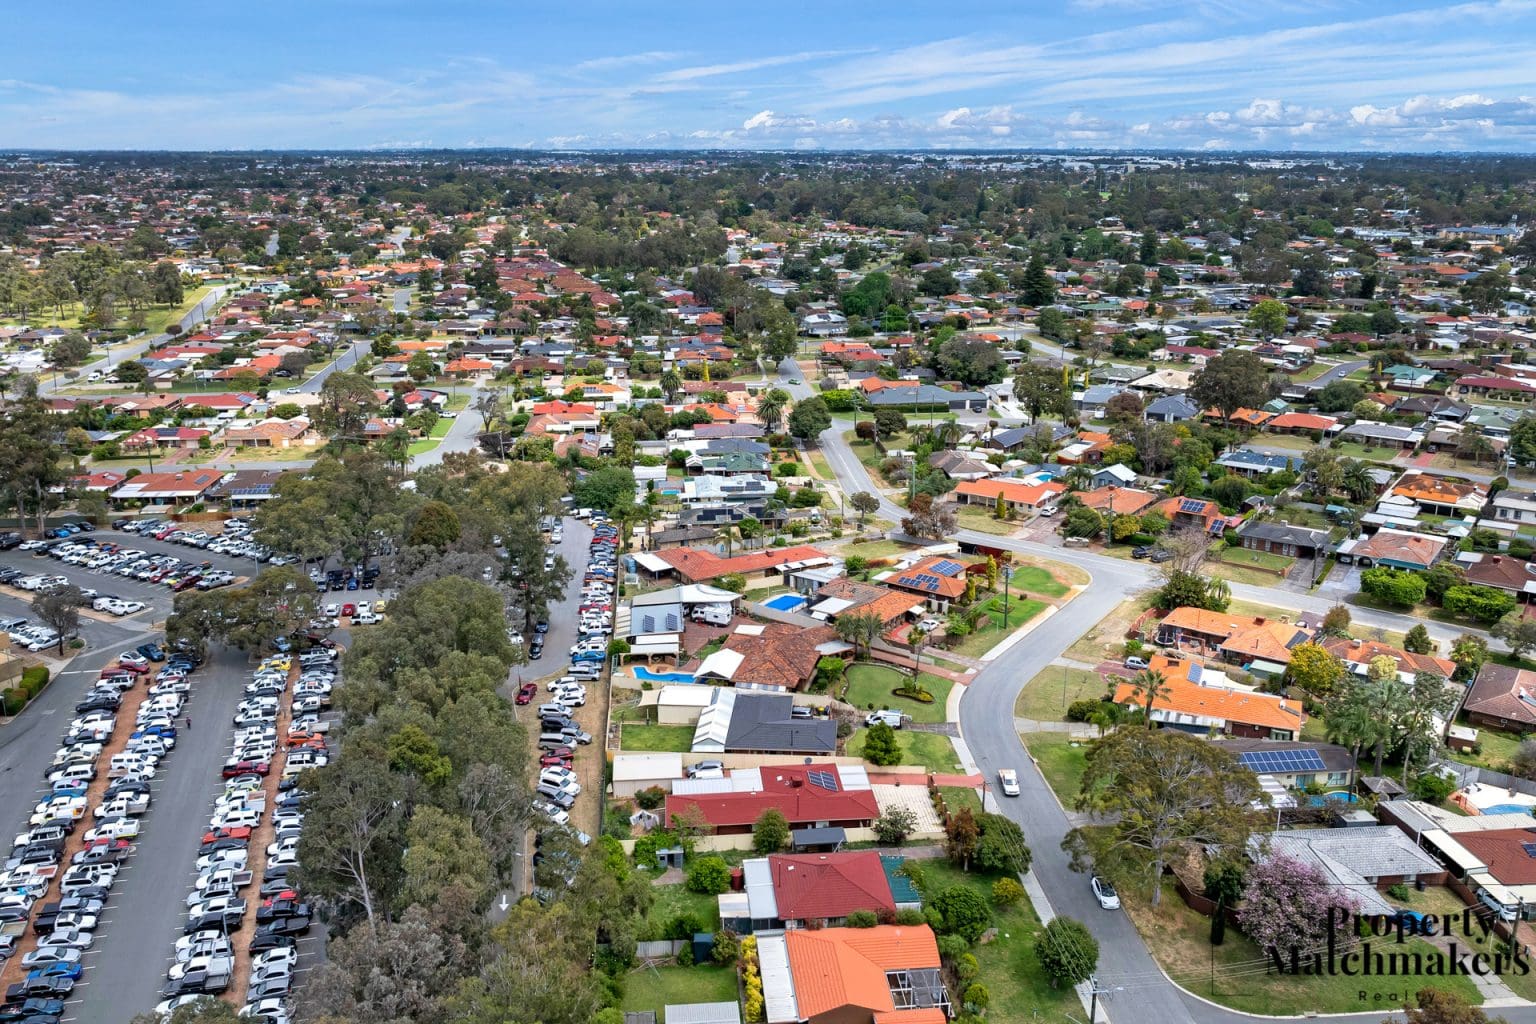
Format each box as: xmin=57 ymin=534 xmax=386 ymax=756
xmin=1238 ymin=749 xmax=1326 ymax=773
xmin=1179 ymin=498 xmax=1206 ymax=514
xmin=1523 ymin=842 xmax=1536 ymax=859
xmin=931 ymin=559 xmax=965 ymax=577
xmin=806 ymin=769 xmax=839 ymax=792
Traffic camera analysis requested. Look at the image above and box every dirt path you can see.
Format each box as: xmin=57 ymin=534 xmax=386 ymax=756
xmin=0 ymin=662 xmax=148 ymax=991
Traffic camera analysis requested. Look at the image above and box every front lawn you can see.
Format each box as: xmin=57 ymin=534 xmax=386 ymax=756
xmin=950 ymin=597 xmax=1050 ymax=658
xmin=1022 ymin=733 xmax=1090 ymax=805
xmin=1016 ymin=667 xmax=1108 ymax=723
xmin=908 ymin=858 xmax=1083 ymax=1024
xmin=842 ymin=539 xmax=916 ymax=560
xmin=1446 ymin=715 xmax=1523 ymax=773
xmin=955 ymin=508 xmax=1021 ymax=535
xmin=847 ymin=727 xmax=961 ymax=772
xmin=1215 ymin=546 xmax=1294 ymax=573
xmin=621 ymin=964 xmax=739 ymax=1019
xmin=1007 ymin=565 xmax=1070 ymax=598
xmin=841 ymin=664 xmax=953 ymax=724
xmin=640 ymin=882 xmax=721 ymax=940
xmin=1123 ymin=879 xmax=1483 ymax=1015
xmin=620 ymin=724 xmax=696 ymax=752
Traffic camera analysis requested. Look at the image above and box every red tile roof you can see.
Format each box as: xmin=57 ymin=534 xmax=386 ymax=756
xmin=770 ymin=852 xmax=895 ymax=921
xmin=664 ymin=764 xmax=879 ymax=829
xmin=653 ymin=544 xmax=829 ymax=584
xmin=786 ymin=926 xmax=942 ymax=1020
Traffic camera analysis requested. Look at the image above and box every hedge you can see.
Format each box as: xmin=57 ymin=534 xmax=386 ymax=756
xmin=3 ymin=666 xmax=52 ymax=714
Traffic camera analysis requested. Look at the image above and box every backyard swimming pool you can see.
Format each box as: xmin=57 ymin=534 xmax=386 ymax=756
xmin=633 ymin=667 xmax=697 ymax=684
xmin=764 ymin=594 xmax=808 ymax=612
xmin=1307 ymin=792 xmax=1359 ymax=806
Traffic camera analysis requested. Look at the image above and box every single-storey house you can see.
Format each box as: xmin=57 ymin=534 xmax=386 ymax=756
xmin=1463 ymin=663 xmax=1536 ymax=732
xmin=1235 ymin=520 xmax=1330 ymax=559
xmin=1335 ymin=528 xmax=1447 ymax=570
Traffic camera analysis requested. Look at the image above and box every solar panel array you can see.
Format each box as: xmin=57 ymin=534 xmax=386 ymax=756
xmin=1238 ymin=749 xmax=1327 ymax=773
xmin=899 ymin=573 xmax=943 ymax=593
xmin=1523 ymin=842 xmax=1536 ymax=859
xmin=1179 ymin=498 xmax=1207 ymax=514
xmin=806 ymin=769 xmax=839 ymax=792
xmin=931 ymin=559 xmax=965 ymax=577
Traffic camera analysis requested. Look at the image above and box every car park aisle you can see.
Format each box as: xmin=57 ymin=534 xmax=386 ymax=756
xmin=69 ymin=647 xmax=249 ymax=1024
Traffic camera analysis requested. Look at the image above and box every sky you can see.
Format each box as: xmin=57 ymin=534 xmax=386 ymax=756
xmin=6 ymin=0 xmax=1536 ymax=152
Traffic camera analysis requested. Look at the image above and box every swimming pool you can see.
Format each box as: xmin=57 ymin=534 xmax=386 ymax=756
xmin=1307 ymin=792 xmax=1359 ymax=807
xmin=633 ymin=667 xmax=697 ymax=684
xmin=764 ymin=594 xmax=808 ymax=612
xmin=1482 ymin=803 xmax=1534 ymax=817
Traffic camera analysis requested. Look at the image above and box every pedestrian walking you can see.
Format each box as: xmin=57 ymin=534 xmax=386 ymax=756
xmin=184 ymin=715 xmax=192 ymax=730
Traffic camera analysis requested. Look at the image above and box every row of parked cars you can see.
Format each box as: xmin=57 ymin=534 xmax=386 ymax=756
xmin=0 ymin=638 xmax=197 ymax=1024
xmin=17 ymin=537 xmax=239 ymax=598
xmin=155 ymin=646 xmax=332 ymax=1022
xmin=527 ymin=515 xmax=617 ymax=828
xmin=115 ymin=518 xmax=294 ymax=565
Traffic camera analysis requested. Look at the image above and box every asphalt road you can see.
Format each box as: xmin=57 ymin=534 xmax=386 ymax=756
xmin=292 ymin=339 xmax=369 ymax=395
xmin=40 ymin=288 xmax=230 ymax=398
xmin=70 ymin=645 xmax=256 ymax=1023
xmin=805 ymin=415 xmax=1511 ymax=1023
xmin=507 ymin=516 xmax=593 ymax=685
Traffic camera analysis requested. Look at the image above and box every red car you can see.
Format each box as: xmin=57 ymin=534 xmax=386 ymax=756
xmin=222 ymin=759 xmax=270 ymax=778
xmin=202 ymin=825 xmax=253 ymax=844
xmin=341 ymin=603 xmax=356 ymax=617
xmin=515 ymin=683 xmax=538 ymax=705
xmin=539 ymin=753 xmax=573 ymax=769
xmin=541 ymin=745 xmax=573 ymax=761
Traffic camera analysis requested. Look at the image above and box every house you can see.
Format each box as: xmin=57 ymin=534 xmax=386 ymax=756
xmin=610 ymin=752 xmax=685 ymax=799
xmin=1388 ymin=472 xmax=1488 ymax=516
xmin=1214 ymin=738 xmax=1357 ymax=791
xmin=1056 ymin=431 xmax=1114 ymax=465
xmin=1149 ymin=496 xmax=1228 ymax=536
xmin=1145 ymin=394 xmax=1199 ymax=423
xmin=1113 ymin=654 xmax=1306 ymax=737
xmin=690 ymin=691 xmax=837 ymax=756
xmin=1335 ymin=528 xmax=1447 ymax=570
xmin=644 ymin=545 xmax=832 ymax=585
xmin=1460 ymin=553 xmax=1536 ymax=606
xmin=1153 ymin=611 xmax=1314 ymax=675
xmin=1321 ymin=636 xmax=1456 ymax=684
xmin=883 ymin=555 xmax=977 ymax=612
xmin=950 ymin=476 xmax=1065 ymax=512
xmin=109 ymin=469 xmax=225 ymax=505
xmin=222 ymin=417 xmax=313 ymax=449
xmin=864 ymin=384 xmax=987 ymax=412
xmin=1235 ymin=520 xmax=1330 ymax=559
xmin=696 ymin=623 xmax=843 ymax=691
xmin=1253 ymin=827 xmax=1446 ymax=914
xmin=926 ymin=450 xmax=996 ymax=482
xmin=760 ymin=925 xmax=949 ymax=1024
xmin=763 ymin=852 xmax=897 ymax=927
xmin=1074 ymin=383 xmax=1128 ymax=419
xmin=1264 ymin=411 xmax=1338 ymax=436
xmin=1215 ymin=448 xmax=1296 ymax=477
xmin=1077 ymin=485 xmax=1158 ymax=517
xmin=664 ymin=762 xmax=879 ymax=836
xmin=1462 ymin=663 xmax=1536 ymax=732
xmin=1336 ymin=420 xmax=1424 ymax=450
xmin=1089 ymin=463 xmax=1137 ymax=489
xmin=1486 ymin=490 xmax=1536 ymax=527
xmin=679 ymin=476 xmax=778 ymax=505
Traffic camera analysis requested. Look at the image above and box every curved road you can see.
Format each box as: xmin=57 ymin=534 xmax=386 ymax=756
xmin=785 ymin=357 xmax=1519 ymax=1023
xmin=39 ymin=286 xmax=231 ymax=397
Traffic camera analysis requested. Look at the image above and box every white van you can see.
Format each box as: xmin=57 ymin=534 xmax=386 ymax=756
xmin=691 ymin=604 xmax=732 ymax=626
xmin=109 ymin=753 xmax=156 ymax=778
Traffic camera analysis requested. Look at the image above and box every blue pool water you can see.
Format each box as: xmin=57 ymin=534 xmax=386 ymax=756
xmin=634 ymin=667 xmax=697 ymax=684
xmin=1307 ymin=792 xmax=1359 ymax=807
xmin=1481 ymin=803 xmax=1534 ymax=816
xmin=764 ymin=594 xmax=808 ymax=612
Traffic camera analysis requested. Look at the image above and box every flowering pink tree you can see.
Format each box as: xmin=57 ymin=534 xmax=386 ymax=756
xmin=1236 ymin=854 xmax=1360 ymax=958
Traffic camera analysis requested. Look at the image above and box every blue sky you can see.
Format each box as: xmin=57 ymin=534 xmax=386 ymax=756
xmin=6 ymin=0 xmax=1536 ymax=151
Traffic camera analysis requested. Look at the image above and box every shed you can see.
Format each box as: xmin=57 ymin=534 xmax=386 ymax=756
xmin=654 ymin=845 xmax=686 ymax=869
xmin=664 ymin=1002 xmax=742 ymax=1024
xmin=690 ymin=933 xmax=716 ymax=967
xmin=624 ymin=1013 xmax=657 ymax=1024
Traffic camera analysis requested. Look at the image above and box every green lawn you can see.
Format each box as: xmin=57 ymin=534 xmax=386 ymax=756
xmin=950 ymin=597 xmax=1049 ymax=658
xmin=908 ymin=859 xmax=1083 ymax=1024
xmin=847 ymin=728 xmax=961 ymax=772
xmin=939 ymin=786 xmax=981 ymax=817
xmin=407 ymin=415 xmax=456 ymax=455
xmin=622 ymin=964 xmax=739 ymax=1018
xmin=640 ymin=882 xmax=721 ymax=940
xmin=1216 ymin=546 xmax=1294 ymax=573
xmin=842 ymin=664 xmax=953 ymax=724
xmin=1022 ymin=733 xmax=1090 ymax=805
xmin=1125 ymin=879 xmax=1483 ymax=1015
xmin=1007 ymin=565 xmax=1070 ymax=598
xmin=1447 ymin=715 xmax=1523 ymax=773
xmin=1016 ymin=667 xmax=1108 ymax=723
xmin=621 ymin=725 xmax=696 ymax=752
xmin=842 ymin=539 xmax=917 ymax=560
xmin=1329 ymin=441 xmax=1404 ymax=464
xmin=955 ymin=508 xmax=1021 ymax=535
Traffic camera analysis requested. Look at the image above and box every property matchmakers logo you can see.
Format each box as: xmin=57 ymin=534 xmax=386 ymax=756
xmin=1267 ymin=906 xmax=1530 ymax=985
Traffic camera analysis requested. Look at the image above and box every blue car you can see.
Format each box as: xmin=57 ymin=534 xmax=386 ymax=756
xmin=27 ymin=963 xmax=82 ymax=982
xmin=49 ymin=783 xmax=87 ymax=798
xmin=346 ymin=577 xmax=360 ymax=591
xmin=571 ymin=650 xmax=605 ymax=663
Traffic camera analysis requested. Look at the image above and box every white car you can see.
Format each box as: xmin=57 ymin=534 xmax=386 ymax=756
xmin=1091 ymin=875 xmax=1121 ymax=910
xmin=997 ymin=769 xmax=1020 ymax=797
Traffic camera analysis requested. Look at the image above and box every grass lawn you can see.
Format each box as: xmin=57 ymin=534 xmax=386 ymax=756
xmin=1215 ymin=546 xmax=1294 ymax=573
xmin=622 ymin=964 xmax=738 ymax=1018
xmin=1016 ymin=667 xmax=1108 ymax=723
xmin=847 ymin=728 xmax=961 ymax=772
xmin=639 ymin=882 xmax=721 ymax=940
xmin=1022 ymin=733 xmax=1090 ymax=804
xmin=1389 ymin=886 xmax=1536 ymax=1003
xmin=1447 ymin=715 xmax=1522 ymax=773
xmin=1290 ymin=361 xmax=1341 ymax=382
xmin=1124 ymin=879 xmax=1483 ymax=1015
xmin=1007 ymin=565 xmax=1071 ymax=598
xmin=908 ymin=858 xmax=1083 ymax=1024
xmin=1064 ymin=596 xmax=1155 ymax=664
xmin=841 ymin=664 xmax=953 ymax=724
xmin=1329 ymin=442 xmax=1404 ymax=464
xmin=620 ymin=724 xmax=696 ymax=752
xmin=939 ymin=786 xmax=982 ymax=816
xmin=842 ymin=539 xmax=917 ymax=559
xmin=950 ymin=597 xmax=1049 ymax=658
xmin=955 ymin=508 xmax=1021 ymax=535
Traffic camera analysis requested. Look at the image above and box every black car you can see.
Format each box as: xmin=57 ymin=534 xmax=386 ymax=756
xmin=1148 ymin=548 xmax=1173 ymax=563
xmin=0 ymin=534 xmax=21 ymax=551
xmin=185 ymin=909 xmax=244 ymax=935
xmin=4 ymin=977 xmax=72 ymax=1001
xmin=247 ymin=929 xmax=299 ymax=953
xmin=255 ymin=900 xmax=310 ymax=924
xmin=0 ymin=998 xmax=66 ymax=1022
xmin=256 ymin=915 xmax=311 ymax=937
xmin=73 ymin=696 xmax=120 ymax=714
xmin=1131 ymin=545 xmax=1152 ymax=558
xmin=161 ymin=971 xmax=229 ymax=998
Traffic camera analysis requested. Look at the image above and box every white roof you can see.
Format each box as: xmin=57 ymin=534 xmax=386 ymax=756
xmin=656 ymin=685 xmax=715 ymax=708
xmin=691 ymin=688 xmax=735 ymax=752
xmin=757 ymin=934 xmax=799 ymax=1024
xmin=664 ymin=1002 xmax=741 ymax=1024
xmin=674 ymin=768 xmax=764 ymax=796
xmin=696 ymin=649 xmax=746 ymax=681
xmin=807 ymin=596 xmax=856 ymax=617
xmin=611 ymin=752 xmax=684 ymax=783
xmin=629 ymin=638 xmax=682 ymax=657
xmin=743 ymin=856 xmax=780 ymax=922
xmin=632 ymin=552 xmax=673 ymax=574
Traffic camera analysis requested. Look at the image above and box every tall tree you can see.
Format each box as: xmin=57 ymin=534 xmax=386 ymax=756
xmin=1021 ymin=252 xmax=1056 ymax=308
xmin=1188 ymin=350 xmax=1269 ymax=425
xmin=1012 ymin=361 xmax=1066 ymax=423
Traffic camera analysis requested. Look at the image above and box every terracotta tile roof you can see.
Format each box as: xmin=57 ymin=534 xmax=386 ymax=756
xmin=886 ymin=555 xmax=976 ymax=600
xmin=1078 ymin=485 xmax=1158 ymax=516
xmin=770 ymin=852 xmax=895 ymax=920
xmin=953 ymin=478 xmax=1066 ymax=508
xmin=1266 ymin=412 xmax=1337 ymax=432
xmin=786 ymin=926 xmax=942 ymax=1020
xmin=1347 ymin=530 xmax=1446 ymax=567
xmin=665 ymin=764 xmax=879 ymax=829
xmin=1320 ymin=637 xmax=1456 ymax=681
xmin=721 ymin=623 xmax=835 ymax=689
xmin=1454 ymin=830 xmax=1536 ymax=885
xmin=653 ymin=544 xmax=828 ymax=583
xmin=1113 ymin=671 xmax=1304 ymax=732
xmin=1463 ymin=554 xmax=1536 ymax=594
xmin=1389 ymin=472 xmax=1487 ymax=507
xmin=1464 ymin=663 xmax=1536 ymax=727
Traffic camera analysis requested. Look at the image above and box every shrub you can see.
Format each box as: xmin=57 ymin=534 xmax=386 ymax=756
xmin=710 ymin=930 xmax=740 ymax=965
xmin=936 ymin=933 xmax=970 ymax=960
xmin=873 ymin=807 xmax=919 ymax=845
xmin=675 ymin=943 xmax=693 ymax=966
xmin=634 ymin=786 xmax=666 ymax=810
xmin=963 ymin=983 xmax=990 ymax=1012
xmin=895 ymin=908 xmax=927 ymax=926
xmin=1066 ymin=698 xmax=1102 ymax=722
xmin=845 ymin=910 xmax=879 ymax=928
xmin=1 ymin=688 xmax=27 ymax=715
xmin=892 ymin=685 xmax=935 ymax=703
xmin=664 ymin=912 xmax=707 ymax=940
xmin=955 ymin=953 xmax=980 ymax=981
xmin=685 ymin=856 xmax=732 ymax=894
xmin=932 ymin=885 xmax=992 ymax=942
xmin=752 ymin=808 xmax=790 ymax=853
xmin=991 ymin=878 xmax=1025 ymax=907
xmin=1386 ymin=883 xmax=1410 ymax=901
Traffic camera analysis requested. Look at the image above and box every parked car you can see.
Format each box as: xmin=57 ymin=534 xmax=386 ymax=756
xmin=1091 ymin=875 xmax=1120 ymax=910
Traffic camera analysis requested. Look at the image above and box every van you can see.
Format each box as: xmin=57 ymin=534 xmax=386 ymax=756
xmin=109 ymin=753 xmax=154 ymax=778
xmin=865 ymin=710 xmax=905 ymax=729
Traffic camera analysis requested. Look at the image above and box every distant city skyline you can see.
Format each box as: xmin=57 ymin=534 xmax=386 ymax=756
xmin=6 ymin=0 xmax=1536 ymax=152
